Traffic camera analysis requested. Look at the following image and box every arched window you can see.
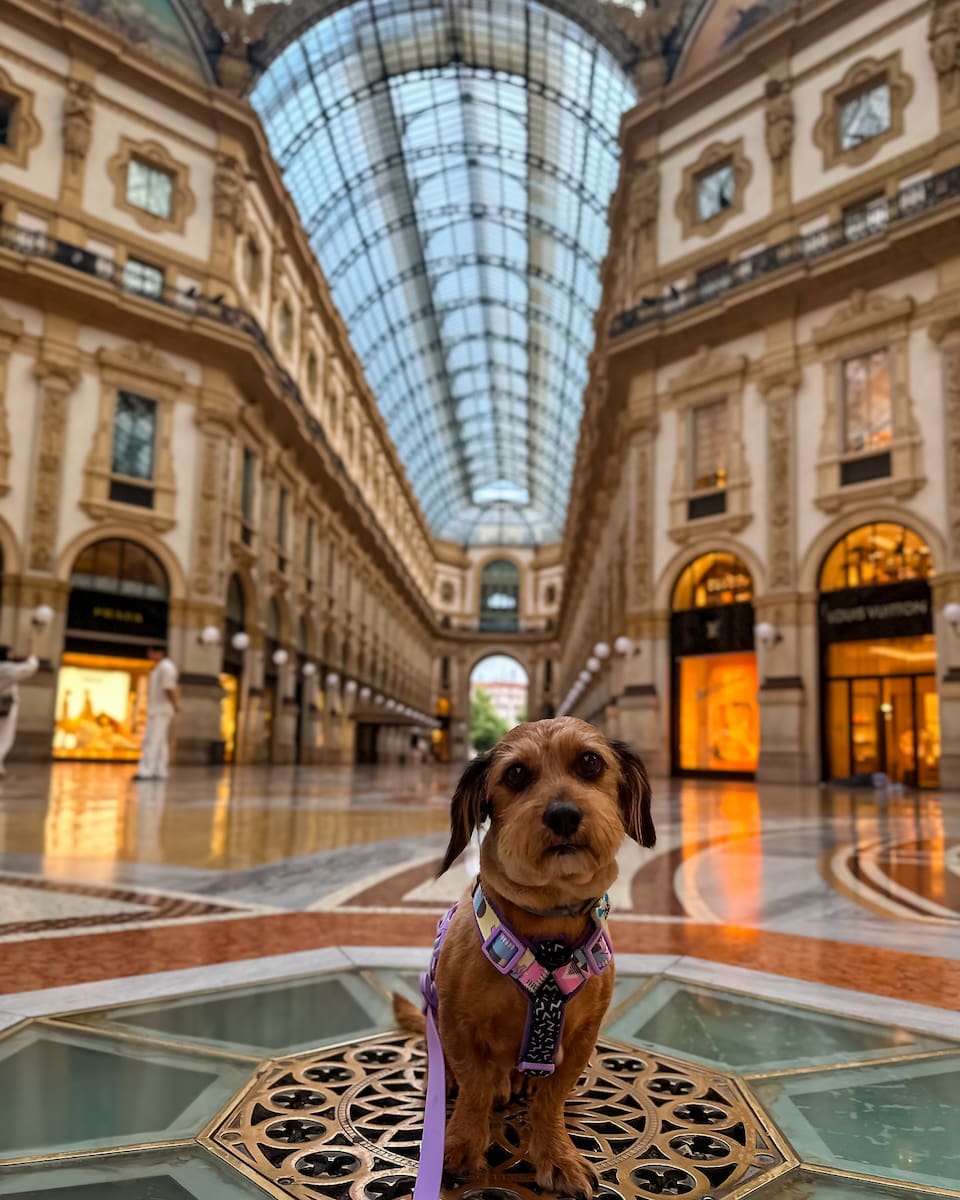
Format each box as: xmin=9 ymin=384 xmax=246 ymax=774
xmin=266 ymin=598 xmax=281 ymax=642
xmin=672 ymin=551 xmax=753 ymax=611
xmin=480 ymin=559 xmax=521 ymax=632
xmin=70 ymin=538 xmax=169 ymax=600
xmin=819 ymin=523 xmax=933 ymax=592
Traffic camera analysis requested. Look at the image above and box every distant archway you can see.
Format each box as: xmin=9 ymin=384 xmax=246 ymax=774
xmin=469 ymin=654 xmax=529 ymax=753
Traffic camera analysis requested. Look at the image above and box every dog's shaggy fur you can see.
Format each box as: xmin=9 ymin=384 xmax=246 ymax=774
xmin=399 ymin=717 xmax=654 ymax=1197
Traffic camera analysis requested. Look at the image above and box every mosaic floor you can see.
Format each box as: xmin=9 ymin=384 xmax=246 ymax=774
xmin=1 ymin=963 xmax=958 ymax=1198
xmin=0 ymin=763 xmax=958 ymax=1196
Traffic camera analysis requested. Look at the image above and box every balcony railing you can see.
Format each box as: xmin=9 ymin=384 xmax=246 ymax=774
xmin=609 ymin=164 xmax=960 ymax=340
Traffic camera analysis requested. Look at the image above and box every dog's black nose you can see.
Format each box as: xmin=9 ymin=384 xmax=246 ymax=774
xmin=543 ymin=800 xmax=582 ymax=839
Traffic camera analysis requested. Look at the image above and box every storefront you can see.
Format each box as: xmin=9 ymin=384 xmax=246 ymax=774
xmin=819 ymin=523 xmax=939 ymax=788
xmin=263 ymin=598 xmax=282 ymax=758
xmin=219 ymin=575 xmax=246 ymax=763
xmin=53 ymin=539 xmax=169 ymax=762
xmin=671 ymin=552 xmax=759 ymax=777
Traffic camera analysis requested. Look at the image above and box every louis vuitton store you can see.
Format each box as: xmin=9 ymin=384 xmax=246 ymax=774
xmin=671 ymin=552 xmax=759 ymax=778
xmin=818 ymin=523 xmax=940 ymax=789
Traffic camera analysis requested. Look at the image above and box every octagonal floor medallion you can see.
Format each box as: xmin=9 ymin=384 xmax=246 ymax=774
xmin=207 ymin=1031 xmax=793 ymax=1199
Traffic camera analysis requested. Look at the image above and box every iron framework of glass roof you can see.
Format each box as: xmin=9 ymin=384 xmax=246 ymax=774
xmin=252 ymin=0 xmax=637 ymax=545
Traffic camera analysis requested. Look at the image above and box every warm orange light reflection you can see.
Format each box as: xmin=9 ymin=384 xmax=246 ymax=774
xmin=678 ymin=653 xmax=759 ymax=773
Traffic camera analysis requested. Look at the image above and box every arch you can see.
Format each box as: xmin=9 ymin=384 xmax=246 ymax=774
xmin=672 ymin=551 xmax=754 ymax=612
xmin=296 ymin=614 xmax=313 ymax=656
xmin=57 ymin=525 xmax=187 ymax=601
xmin=226 ymin=574 xmax=246 ymax=625
xmin=69 ymin=537 xmax=170 ymax=599
xmin=654 ymin=537 xmax=766 ymax=613
xmin=469 ymin=653 xmax=530 ymax=750
xmin=798 ymin=506 xmax=947 ymax=595
xmin=819 ymin=523 xmax=934 ymax=593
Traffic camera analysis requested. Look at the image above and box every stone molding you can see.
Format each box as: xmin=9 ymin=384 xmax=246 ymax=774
xmin=83 ymin=341 xmax=183 ymax=531
xmin=812 ymin=51 xmax=914 ymax=172
xmin=665 ymin=346 xmax=753 ymax=543
xmin=0 ymin=63 xmax=42 ymax=172
xmin=30 ymin=354 xmax=82 ymax=574
xmin=812 ymin=289 xmax=923 ymax=513
xmin=674 ymin=138 xmax=752 ymax=241
xmin=107 ymin=135 xmax=196 ymax=237
xmin=930 ymin=313 xmax=960 ymax=569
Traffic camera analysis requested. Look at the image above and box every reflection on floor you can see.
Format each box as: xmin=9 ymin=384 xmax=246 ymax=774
xmin=0 ymin=762 xmax=958 ymax=1196
xmin=1 ymin=964 xmax=957 ymax=1197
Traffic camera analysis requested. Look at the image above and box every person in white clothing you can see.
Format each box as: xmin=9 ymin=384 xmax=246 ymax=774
xmin=0 ymin=653 xmax=39 ymax=776
xmin=134 ymin=644 xmax=179 ymax=781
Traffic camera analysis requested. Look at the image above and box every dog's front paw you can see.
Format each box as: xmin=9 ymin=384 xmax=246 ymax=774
xmin=443 ymin=1134 xmax=486 ymax=1181
xmin=534 ymin=1151 xmax=599 ymax=1199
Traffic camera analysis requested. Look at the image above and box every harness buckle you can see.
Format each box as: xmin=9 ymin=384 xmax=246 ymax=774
xmin=518 ymin=1061 xmax=556 ymax=1076
xmin=482 ymin=923 xmax=526 ymax=974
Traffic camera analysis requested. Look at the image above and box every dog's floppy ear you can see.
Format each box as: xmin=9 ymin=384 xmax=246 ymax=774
xmin=438 ymin=752 xmax=491 ymax=875
xmin=610 ymin=740 xmax=655 ymax=847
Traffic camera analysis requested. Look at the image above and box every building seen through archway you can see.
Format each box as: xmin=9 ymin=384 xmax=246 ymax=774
xmin=469 ymin=655 xmax=529 ymax=752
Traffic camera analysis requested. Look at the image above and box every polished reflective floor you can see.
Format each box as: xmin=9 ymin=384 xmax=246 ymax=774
xmin=0 ymin=762 xmax=957 ymax=1196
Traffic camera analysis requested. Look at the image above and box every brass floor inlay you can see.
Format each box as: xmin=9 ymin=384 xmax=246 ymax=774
xmin=208 ymin=1031 xmax=792 ymax=1199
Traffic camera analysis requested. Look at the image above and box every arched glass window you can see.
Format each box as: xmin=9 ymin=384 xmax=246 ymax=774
xmin=672 ymin=552 xmax=753 ymax=611
xmin=819 ymin=523 xmax=934 ymax=592
xmin=70 ymin=539 xmax=169 ymax=600
xmin=480 ymin=559 xmax=521 ymax=632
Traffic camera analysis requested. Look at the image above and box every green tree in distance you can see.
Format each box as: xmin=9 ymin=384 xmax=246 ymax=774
xmin=470 ymin=687 xmax=509 ymax=753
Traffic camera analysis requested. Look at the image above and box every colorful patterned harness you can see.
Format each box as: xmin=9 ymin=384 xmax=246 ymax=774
xmin=421 ymin=880 xmax=613 ymax=1077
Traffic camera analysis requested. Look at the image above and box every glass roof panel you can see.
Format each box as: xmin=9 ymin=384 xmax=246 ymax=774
xmin=252 ymin=0 xmax=635 ymax=544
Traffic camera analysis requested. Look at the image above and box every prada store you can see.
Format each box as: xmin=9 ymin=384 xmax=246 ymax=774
xmin=53 ymin=539 xmax=170 ymax=762
xmin=818 ymin=524 xmax=939 ymax=789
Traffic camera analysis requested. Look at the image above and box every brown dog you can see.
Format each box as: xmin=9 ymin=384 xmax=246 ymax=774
xmin=406 ymin=717 xmax=654 ymax=1198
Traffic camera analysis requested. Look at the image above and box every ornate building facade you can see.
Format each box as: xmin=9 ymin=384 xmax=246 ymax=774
xmin=559 ymin=0 xmax=960 ymax=788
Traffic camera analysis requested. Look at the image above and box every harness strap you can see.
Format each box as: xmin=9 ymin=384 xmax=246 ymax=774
xmin=472 ymin=881 xmax=612 ymax=1076
xmin=414 ymin=903 xmax=457 ymax=1200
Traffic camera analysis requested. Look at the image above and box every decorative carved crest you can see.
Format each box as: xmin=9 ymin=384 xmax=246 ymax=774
xmin=605 ymin=0 xmax=682 ymax=90
xmin=63 ymin=80 xmax=94 ymax=163
xmin=201 ymin=0 xmax=287 ymax=92
xmin=930 ymin=1 xmax=960 ymax=96
xmin=214 ymin=153 xmax=246 ymax=235
xmin=764 ymin=77 xmax=794 ymax=164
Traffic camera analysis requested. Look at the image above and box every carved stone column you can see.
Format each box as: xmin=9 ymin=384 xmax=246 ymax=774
xmin=930 ymin=0 xmax=960 ymax=162
xmin=0 ymin=310 xmax=21 ymax=497
xmin=930 ymin=319 xmax=960 ymax=787
xmin=764 ymin=75 xmax=794 ymax=227
xmin=30 ymin=354 xmax=81 ymax=574
xmin=755 ymin=369 xmax=812 ymax=783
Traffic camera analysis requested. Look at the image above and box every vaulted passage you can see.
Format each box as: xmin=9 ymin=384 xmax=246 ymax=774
xmin=251 ymin=0 xmax=636 ymax=544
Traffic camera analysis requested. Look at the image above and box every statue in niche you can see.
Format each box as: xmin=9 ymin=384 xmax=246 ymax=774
xmin=764 ymin=77 xmax=794 ymax=164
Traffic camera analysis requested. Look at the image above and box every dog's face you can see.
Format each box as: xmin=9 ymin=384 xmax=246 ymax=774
xmin=440 ymin=718 xmax=654 ymax=901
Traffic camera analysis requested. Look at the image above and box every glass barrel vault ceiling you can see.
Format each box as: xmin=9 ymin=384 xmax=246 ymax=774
xmin=252 ymin=0 xmax=636 ymax=545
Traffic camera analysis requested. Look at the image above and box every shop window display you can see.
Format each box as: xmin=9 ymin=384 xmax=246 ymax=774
xmin=671 ymin=551 xmax=758 ymax=777
xmin=818 ymin=523 xmax=938 ymax=788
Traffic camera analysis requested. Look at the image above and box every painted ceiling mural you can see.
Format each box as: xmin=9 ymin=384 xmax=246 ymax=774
xmin=67 ymin=0 xmax=210 ymax=80
xmin=680 ymin=0 xmax=794 ymax=77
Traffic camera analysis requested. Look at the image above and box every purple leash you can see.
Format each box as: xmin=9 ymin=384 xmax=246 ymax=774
xmin=413 ymin=904 xmax=457 ymax=1200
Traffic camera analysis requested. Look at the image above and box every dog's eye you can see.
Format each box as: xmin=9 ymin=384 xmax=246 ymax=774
xmin=503 ymin=763 xmax=530 ymax=791
xmin=577 ymin=751 xmax=605 ymax=779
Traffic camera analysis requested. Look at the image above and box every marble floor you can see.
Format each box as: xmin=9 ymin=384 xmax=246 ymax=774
xmin=0 ymin=761 xmax=958 ymax=1197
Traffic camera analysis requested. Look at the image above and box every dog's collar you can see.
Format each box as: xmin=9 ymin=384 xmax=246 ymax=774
xmin=508 ymin=895 xmax=602 ymax=918
xmin=470 ymin=879 xmax=613 ymax=1076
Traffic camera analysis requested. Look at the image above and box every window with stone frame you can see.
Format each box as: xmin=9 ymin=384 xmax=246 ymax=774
xmin=110 ymin=392 xmax=156 ymax=507
xmin=842 ymin=349 xmax=892 ymax=458
xmin=0 ymin=92 xmax=16 ymax=147
xmin=278 ymin=302 xmax=294 ymax=350
xmin=126 ymin=158 xmax=174 ymax=220
xmin=696 ymin=162 xmax=735 ymax=222
xmin=691 ymin=399 xmax=728 ymax=492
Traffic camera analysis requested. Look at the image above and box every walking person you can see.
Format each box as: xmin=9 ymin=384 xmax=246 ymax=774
xmin=134 ymin=644 xmax=179 ymax=781
xmin=0 ymin=650 xmax=39 ymax=777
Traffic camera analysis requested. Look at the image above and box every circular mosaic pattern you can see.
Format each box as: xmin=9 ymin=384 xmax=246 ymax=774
xmin=209 ymin=1033 xmax=790 ymax=1199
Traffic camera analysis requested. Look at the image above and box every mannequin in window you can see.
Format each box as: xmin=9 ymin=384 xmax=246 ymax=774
xmin=0 ymin=647 xmax=39 ymax=777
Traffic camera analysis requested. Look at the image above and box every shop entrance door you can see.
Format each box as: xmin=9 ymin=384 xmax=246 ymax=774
xmin=826 ymin=673 xmax=939 ymax=787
